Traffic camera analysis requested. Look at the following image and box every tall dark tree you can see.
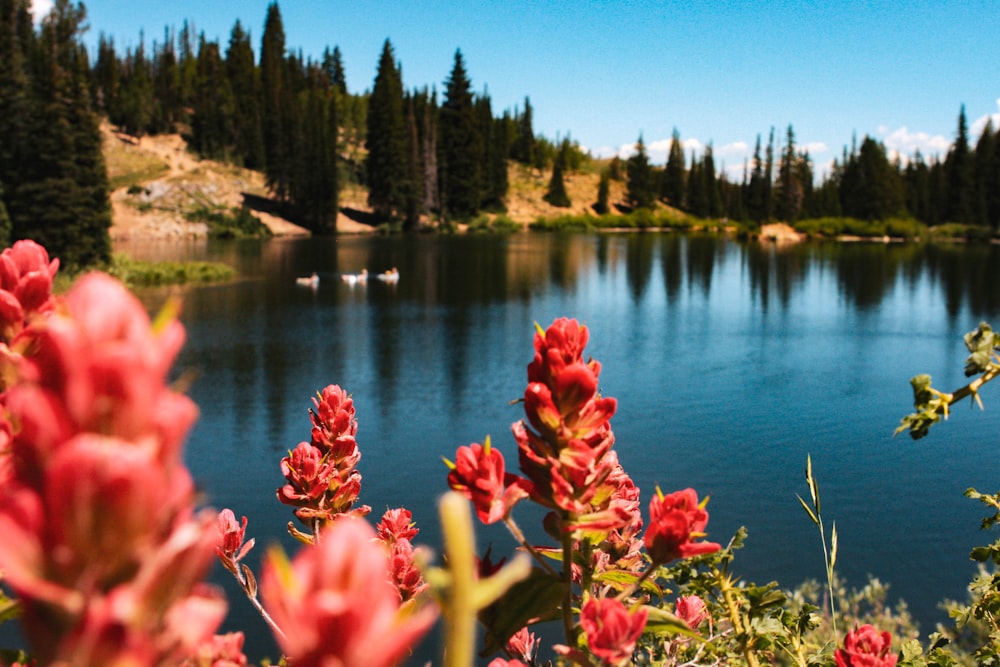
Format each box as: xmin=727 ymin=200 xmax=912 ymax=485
xmin=544 ymin=139 xmax=571 ymax=208
xmin=973 ymin=120 xmax=998 ymax=229
xmin=149 ymin=29 xmax=181 ymax=133
xmin=594 ymin=169 xmax=610 ymax=215
xmin=746 ymin=134 xmax=767 ymax=223
xmin=260 ymin=2 xmax=291 ymax=197
xmin=438 ymin=50 xmax=482 ymax=219
xmin=511 ymin=96 xmax=534 ymax=165
xmin=225 ymin=20 xmax=264 ymax=168
xmin=115 ymin=38 xmax=153 ymax=136
xmin=365 ymin=39 xmax=408 ymax=220
xmin=12 ymin=0 xmax=110 ymax=266
xmin=775 ymin=124 xmax=804 ymax=222
xmin=703 ymin=144 xmax=720 ymax=218
xmin=840 ymin=136 xmax=904 ymax=220
xmin=414 ymin=87 xmax=439 ymax=215
xmin=91 ymin=32 xmax=118 ymax=114
xmin=626 ymin=135 xmax=656 ymax=210
xmin=289 ymin=79 xmax=338 ymax=233
xmin=477 ymin=93 xmax=507 ymax=210
xmin=189 ymin=37 xmax=234 ymax=159
xmin=0 ymin=0 xmax=32 ymax=246
xmin=686 ymin=152 xmax=706 ymax=216
xmin=660 ymin=128 xmax=686 ymax=207
xmin=322 ymin=45 xmax=346 ymax=95
xmin=945 ymin=105 xmax=975 ymax=224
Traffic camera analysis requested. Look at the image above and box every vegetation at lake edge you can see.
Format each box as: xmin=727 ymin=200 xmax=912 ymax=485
xmin=2 ymin=0 xmax=999 ymax=271
xmin=54 ymin=252 xmax=236 ymax=291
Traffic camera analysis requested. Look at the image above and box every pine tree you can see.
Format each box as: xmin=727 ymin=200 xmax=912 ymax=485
xmin=511 ymin=96 xmax=534 ymax=165
xmin=260 ymin=2 xmax=291 ymax=198
xmin=686 ymin=152 xmax=706 ymax=216
xmin=660 ymin=128 xmax=686 ymax=206
xmin=973 ymin=120 xmax=998 ymax=229
xmin=322 ymin=45 xmax=346 ymax=95
xmin=945 ymin=105 xmax=975 ymax=224
xmin=289 ymin=77 xmax=338 ymax=233
xmin=438 ymin=50 xmax=482 ymax=219
xmin=476 ymin=93 xmax=507 ymax=210
xmin=840 ymin=136 xmax=904 ymax=220
xmin=365 ymin=39 xmax=408 ymax=220
xmin=190 ymin=37 xmax=235 ymax=159
xmin=0 ymin=0 xmax=31 ymax=247
xmin=115 ymin=38 xmax=153 ymax=136
xmin=775 ymin=124 xmax=804 ymax=222
xmin=226 ymin=19 xmax=264 ymax=169
xmin=415 ymin=87 xmax=440 ymax=216
xmin=151 ymin=31 xmax=182 ymax=133
xmin=703 ymin=144 xmax=720 ymax=218
xmin=594 ymin=169 xmax=610 ymax=215
xmin=13 ymin=0 xmax=110 ymax=266
xmin=544 ymin=139 xmax=571 ymax=208
xmin=91 ymin=32 xmax=118 ymax=115
xmin=746 ymin=134 xmax=767 ymax=223
xmin=626 ymin=135 xmax=655 ymax=210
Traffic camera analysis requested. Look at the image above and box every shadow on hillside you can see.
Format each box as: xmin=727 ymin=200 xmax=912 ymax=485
xmin=241 ymin=192 xmax=294 ymax=218
xmin=340 ymin=207 xmax=381 ymax=226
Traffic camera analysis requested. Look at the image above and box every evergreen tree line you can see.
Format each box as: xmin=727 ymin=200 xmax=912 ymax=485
xmin=89 ymin=3 xmax=579 ymax=230
xmin=0 ymin=0 xmax=111 ymax=267
xmin=619 ymin=108 xmax=1000 ymax=230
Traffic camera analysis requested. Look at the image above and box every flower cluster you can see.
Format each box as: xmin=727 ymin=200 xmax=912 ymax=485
xmin=277 ymin=384 xmax=371 ymax=539
xmin=0 ymin=272 xmax=224 ymax=665
xmin=377 ymin=507 xmax=429 ymax=602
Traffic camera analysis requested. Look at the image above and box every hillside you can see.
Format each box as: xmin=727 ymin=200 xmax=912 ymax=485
xmin=102 ymin=124 xmax=636 ymax=240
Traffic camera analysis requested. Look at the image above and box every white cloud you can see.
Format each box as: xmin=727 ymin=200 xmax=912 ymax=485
xmin=879 ymin=125 xmax=951 ymax=162
xmin=30 ymin=0 xmax=53 ymax=22
xmin=971 ymin=98 xmax=1000 ymax=139
xmin=802 ymin=141 xmax=828 ymax=155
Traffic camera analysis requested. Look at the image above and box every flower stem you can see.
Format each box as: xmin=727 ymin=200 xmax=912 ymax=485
xmin=504 ymin=515 xmax=558 ymax=577
xmin=560 ymin=524 xmax=576 ymax=645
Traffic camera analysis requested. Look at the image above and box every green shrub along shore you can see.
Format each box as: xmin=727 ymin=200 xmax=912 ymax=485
xmin=55 ymin=253 xmax=237 ymax=292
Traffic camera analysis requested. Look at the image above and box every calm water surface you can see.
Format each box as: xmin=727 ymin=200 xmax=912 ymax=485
xmin=119 ymin=233 xmax=1000 ymax=661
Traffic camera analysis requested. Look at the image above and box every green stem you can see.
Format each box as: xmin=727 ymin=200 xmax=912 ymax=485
xmin=561 ymin=523 xmax=576 ymax=645
xmin=504 ymin=515 xmax=558 ymax=577
xmin=440 ymin=492 xmax=477 ymax=667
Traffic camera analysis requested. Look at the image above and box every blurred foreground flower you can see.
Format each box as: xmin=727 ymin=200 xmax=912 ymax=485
xmin=0 ymin=272 xmax=224 ymax=665
xmin=644 ymin=487 xmax=721 ymax=565
xmin=260 ymin=516 xmax=437 ymax=667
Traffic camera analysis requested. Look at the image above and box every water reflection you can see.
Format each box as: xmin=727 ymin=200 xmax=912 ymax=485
xmin=114 ymin=233 xmax=1000 ymax=662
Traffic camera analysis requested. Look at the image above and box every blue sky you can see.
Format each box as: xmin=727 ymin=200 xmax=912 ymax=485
xmin=37 ymin=0 xmax=1000 ymax=179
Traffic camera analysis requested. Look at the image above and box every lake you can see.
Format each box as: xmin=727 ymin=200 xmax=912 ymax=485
xmin=55 ymin=233 xmax=1000 ymax=660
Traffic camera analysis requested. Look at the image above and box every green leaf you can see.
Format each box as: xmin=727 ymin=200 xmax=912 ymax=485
xmin=642 ymin=605 xmax=702 ymax=639
xmin=478 ymin=567 xmax=564 ymax=657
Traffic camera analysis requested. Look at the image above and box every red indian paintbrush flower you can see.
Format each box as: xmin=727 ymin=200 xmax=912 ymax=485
xmin=513 ymin=318 xmax=627 ymax=536
xmin=643 ymin=487 xmax=721 ymax=564
xmin=278 ymin=385 xmax=370 ymax=532
xmin=571 ymin=596 xmax=648 ymax=667
xmin=835 ymin=624 xmax=898 ymax=667
xmin=0 ymin=239 xmax=59 ymax=346
xmin=675 ymin=595 xmax=710 ymax=631
xmin=446 ymin=437 xmax=527 ymax=524
xmin=260 ymin=517 xmax=437 ymax=667
xmin=0 ymin=270 xmax=224 ymax=666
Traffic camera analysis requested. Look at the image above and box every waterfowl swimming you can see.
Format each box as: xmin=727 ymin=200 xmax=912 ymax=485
xmin=341 ymin=268 xmax=368 ymax=285
xmin=295 ymin=272 xmax=319 ymax=288
xmin=376 ymin=267 xmax=399 ymax=283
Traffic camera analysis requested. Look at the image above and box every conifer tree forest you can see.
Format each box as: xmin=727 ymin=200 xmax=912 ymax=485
xmin=1 ymin=0 xmax=999 ymax=268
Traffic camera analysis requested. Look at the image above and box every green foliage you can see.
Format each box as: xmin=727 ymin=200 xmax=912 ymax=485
xmin=793 ymin=216 xmax=926 ymax=239
xmin=104 ymin=252 xmax=236 ymax=287
xmin=542 ymin=141 xmax=571 ymax=208
xmin=466 ymin=213 xmax=519 ymax=233
xmin=897 ymin=322 xmax=1000 ymax=439
xmin=439 ymin=50 xmax=484 ymax=220
xmin=185 ymin=205 xmax=273 ymax=239
xmin=626 ymin=135 xmax=657 ymax=210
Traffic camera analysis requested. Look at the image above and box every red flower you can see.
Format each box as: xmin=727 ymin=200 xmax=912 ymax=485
xmin=643 ymin=488 xmax=721 ymax=564
xmin=835 ymin=624 xmax=898 ymax=667
xmin=260 ymin=517 xmax=437 ymax=667
xmin=216 ymin=509 xmax=254 ymax=566
xmin=505 ymin=626 xmax=539 ymax=664
xmin=0 ymin=239 xmax=59 ymax=345
xmin=675 ymin=595 xmax=709 ymax=630
xmin=376 ymin=507 xmax=419 ymax=543
xmin=578 ymin=596 xmax=647 ymax=666
xmin=446 ymin=438 xmax=526 ymax=524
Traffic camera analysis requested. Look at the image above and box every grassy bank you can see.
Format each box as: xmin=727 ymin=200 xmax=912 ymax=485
xmin=56 ymin=253 xmax=237 ymax=292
